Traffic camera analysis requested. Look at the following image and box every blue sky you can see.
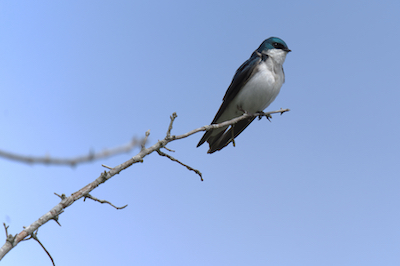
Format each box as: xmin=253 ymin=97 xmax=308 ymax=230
xmin=1 ymin=1 xmax=399 ymax=265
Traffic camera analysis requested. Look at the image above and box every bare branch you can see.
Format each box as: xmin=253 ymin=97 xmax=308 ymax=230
xmin=0 ymin=137 xmax=143 ymax=166
xmin=0 ymin=108 xmax=289 ymax=260
xmin=172 ymin=108 xmax=290 ymax=140
xmin=0 ymin=171 xmax=110 ymax=260
xmin=83 ymin=194 xmax=128 ymax=210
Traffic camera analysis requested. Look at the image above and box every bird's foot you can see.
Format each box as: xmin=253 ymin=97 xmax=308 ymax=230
xmin=256 ymin=111 xmax=272 ymax=121
xmin=237 ymin=107 xmax=271 ymax=121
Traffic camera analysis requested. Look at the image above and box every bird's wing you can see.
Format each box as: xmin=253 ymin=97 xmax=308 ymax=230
xmin=207 ymin=116 xmax=255 ymax=153
xmin=197 ymin=51 xmax=263 ymax=148
xmin=213 ymin=51 xmax=262 ymax=123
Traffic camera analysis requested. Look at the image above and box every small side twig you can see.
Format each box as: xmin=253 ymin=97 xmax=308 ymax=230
xmin=163 ymin=146 xmax=175 ymax=152
xmin=83 ymin=194 xmax=128 ymax=210
xmin=157 ymin=149 xmax=203 ymax=181
xmin=30 ymin=230 xmax=55 ymax=266
xmin=166 ymin=112 xmax=178 ymax=138
xmin=54 ymin=193 xmax=66 ymax=200
xmin=141 ymin=130 xmax=151 ymax=151
xmin=101 ymin=164 xmax=113 ymax=170
xmin=3 ymin=223 xmax=15 ymax=244
xmin=3 ymin=223 xmax=8 ymax=238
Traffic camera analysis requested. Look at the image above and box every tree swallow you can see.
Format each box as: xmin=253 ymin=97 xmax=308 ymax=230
xmin=197 ymin=37 xmax=291 ymax=153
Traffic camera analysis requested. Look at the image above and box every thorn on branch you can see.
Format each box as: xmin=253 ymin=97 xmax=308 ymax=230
xmin=156 ymin=149 xmax=203 ymax=181
xmin=83 ymin=194 xmax=128 ymax=210
xmin=52 ymin=212 xmax=63 ymax=227
xmin=100 ymin=171 xmax=109 ymax=181
xmin=54 ymin=193 xmax=66 ymax=200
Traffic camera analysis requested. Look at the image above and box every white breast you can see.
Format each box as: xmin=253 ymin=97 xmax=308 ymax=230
xmin=236 ymin=62 xmax=283 ymax=114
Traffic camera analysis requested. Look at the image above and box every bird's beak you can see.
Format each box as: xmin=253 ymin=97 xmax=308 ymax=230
xmin=285 ymin=49 xmax=291 ymax=53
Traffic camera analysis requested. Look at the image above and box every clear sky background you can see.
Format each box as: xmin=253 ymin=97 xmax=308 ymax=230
xmin=1 ymin=1 xmax=399 ymax=265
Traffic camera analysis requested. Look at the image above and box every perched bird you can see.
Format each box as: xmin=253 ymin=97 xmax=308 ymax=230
xmin=197 ymin=37 xmax=291 ymax=153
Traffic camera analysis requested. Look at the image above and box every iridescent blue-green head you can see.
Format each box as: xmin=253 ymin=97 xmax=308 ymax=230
xmin=257 ymin=37 xmax=291 ymax=53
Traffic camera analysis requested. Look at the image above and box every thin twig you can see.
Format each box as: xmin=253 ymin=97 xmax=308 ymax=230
xmin=54 ymin=193 xmax=66 ymax=200
xmin=31 ymin=230 xmax=55 ymax=266
xmin=2 ymin=223 xmax=14 ymax=244
xmin=163 ymin=146 xmax=175 ymax=152
xmin=3 ymin=223 xmax=8 ymax=238
xmin=102 ymin=164 xmax=113 ymax=170
xmin=157 ymin=149 xmax=203 ymax=181
xmin=141 ymin=130 xmax=151 ymax=151
xmin=83 ymin=194 xmax=128 ymax=210
xmin=167 ymin=113 xmax=178 ymax=138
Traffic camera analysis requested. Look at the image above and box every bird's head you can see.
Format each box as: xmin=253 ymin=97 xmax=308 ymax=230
xmin=258 ymin=37 xmax=291 ymax=65
xmin=258 ymin=37 xmax=291 ymax=53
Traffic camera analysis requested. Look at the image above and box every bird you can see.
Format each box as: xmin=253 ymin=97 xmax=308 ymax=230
xmin=197 ymin=37 xmax=291 ymax=153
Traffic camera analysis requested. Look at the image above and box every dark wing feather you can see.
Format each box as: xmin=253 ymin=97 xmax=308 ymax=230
xmin=207 ymin=116 xmax=255 ymax=153
xmin=197 ymin=51 xmax=262 ymax=148
xmin=212 ymin=51 xmax=262 ymax=123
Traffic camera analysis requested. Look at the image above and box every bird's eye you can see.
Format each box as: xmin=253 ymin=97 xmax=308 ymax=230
xmin=273 ymin=42 xmax=284 ymax=49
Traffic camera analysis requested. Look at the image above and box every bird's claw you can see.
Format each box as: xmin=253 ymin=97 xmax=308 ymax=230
xmin=257 ymin=112 xmax=272 ymax=121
